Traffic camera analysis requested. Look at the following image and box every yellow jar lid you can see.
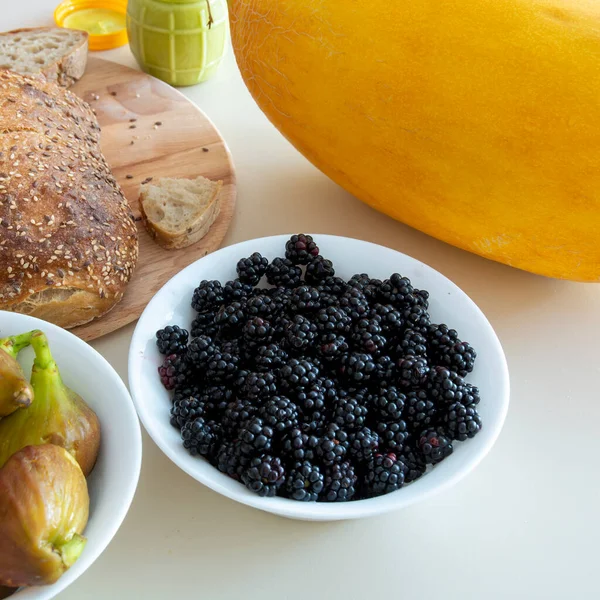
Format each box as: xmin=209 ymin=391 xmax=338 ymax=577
xmin=55 ymin=0 xmax=128 ymax=51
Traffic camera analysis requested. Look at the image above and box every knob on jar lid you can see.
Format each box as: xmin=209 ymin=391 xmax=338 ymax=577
xmin=54 ymin=0 xmax=128 ymax=51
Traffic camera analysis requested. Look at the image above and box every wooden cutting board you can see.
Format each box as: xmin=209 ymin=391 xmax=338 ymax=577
xmin=69 ymin=57 xmax=236 ymax=341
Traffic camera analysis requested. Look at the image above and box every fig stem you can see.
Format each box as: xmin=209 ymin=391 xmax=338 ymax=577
xmin=58 ymin=533 xmax=87 ymax=569
xmin=30 ymin=331 xmax=56 ymax=370
xmin=0 ymin=330 xmax=40 ymax=358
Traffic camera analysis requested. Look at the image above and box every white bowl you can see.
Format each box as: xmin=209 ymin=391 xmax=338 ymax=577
xmin=0 ymin=311 xmax=142 ymax=599
xmin=129 ymin=234 xmax=509 ymax=521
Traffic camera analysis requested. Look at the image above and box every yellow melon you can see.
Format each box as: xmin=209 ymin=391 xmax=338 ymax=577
xmin=229 ymin=0 xmax=600 ymax=281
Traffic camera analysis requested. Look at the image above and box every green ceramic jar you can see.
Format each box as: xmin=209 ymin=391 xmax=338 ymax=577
xmin=126 ymin=0 xmax=228 ymax=87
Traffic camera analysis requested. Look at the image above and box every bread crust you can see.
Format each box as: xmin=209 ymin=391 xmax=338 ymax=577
xmin=0 ymin=28 xmax=89 ymax=88
xmin=0 ymin=70 xmax=138 ymax=328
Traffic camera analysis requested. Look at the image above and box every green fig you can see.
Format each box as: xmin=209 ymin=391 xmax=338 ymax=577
xmin=0 ymin=331 xmax=35 ymax=417
xmin=0 ymin=331 xmax=101 ymax=476
xmin=0 ymin=444 xmax=89 ymax=587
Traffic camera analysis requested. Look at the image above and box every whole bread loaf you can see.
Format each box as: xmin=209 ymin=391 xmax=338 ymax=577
xmin=0 ymin=70 xmax=138 ymax=328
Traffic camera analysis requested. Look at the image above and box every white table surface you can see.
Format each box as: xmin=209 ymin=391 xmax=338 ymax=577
xmin=6 ymin=4 xmax=600 ymax=599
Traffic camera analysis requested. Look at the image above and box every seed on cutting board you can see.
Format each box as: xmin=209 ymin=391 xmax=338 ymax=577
xmin=126 ymin=175 xmax=133 ymax=179
xmin=202 ymin=147 xmax=209 ymax=152
xmin=129 ymin=125 xmax=136 ymax=129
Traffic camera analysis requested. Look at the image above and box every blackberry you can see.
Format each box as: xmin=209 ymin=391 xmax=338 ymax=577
xmin=170 ymin=395 xmax=205 ymax=430
xmin=315 ymin=306 xmax=352 ymax=336
xmin=181 ymin=418 xmax=220 ymax=457
xmin=220 ymin=339 xmax=241 ymax=356
xmin=404 ymin=389 xmax=437 ymax=428
xmin=318 ymin=276 xmax=348 ymax=298
xmin=348 ymin=274 xmax=382 ymax=301
xmin=295 ymin=383 xmax=326 ymax=415
xmin=403 ymin=303 xmax=431 ymax=332
xmin=396 ymin=329 xmax=428 ymax=358
xmin=242 ymin=455 xmax=285 ymax=497
xmin=253 ymin=343 xmax=289 ymax=371
xmin=285 ymin=233 xmax=320 ymax=265
xmin=215 ymin=302 xmax=246 ymax=333
xmin=332 ymin=395 xmax=368 ymax=430
xmin=286 ymin=461 xmax=324 ymax=501
xmin=340 ymin=352 xmax=376 ymax=383
xmin=215 ymin=441 xmax=249 ymax=480
xmin=317 ymin=334 xmax=349 ymax=364
xmin=156 ymin=325 xmax=189 ymax=355
xmin=289 ymin=285 xmax=321 ymax=312
xmin=397 ymin=447 xmax=426 ymax=483
xmin=191 ymin=280 xmax=224 ymax=312
xmin=378 ymin=273 xmax=416 ymax=309
xmin=198 ymin=385 xmax=234 ymax=414
xmin=397 ymin=355 xmax=430 ymax=388
xmin=350 ymin=317 xmax=387 ymax=355
xmin=239 ymin=417 xmax=274 ymax=455
xmin=320 ymin=462 xmax=357 ymax=502
xmin=186 ymin=335 xmax=218 ymax=370
xmin=339 ymin=288 xmax=369 ymax=320
xmin=364 ymin=453 xmax=405 ymax=497
xmin=172 ymin=384 xmax=201 ymax=405
xmin=236 ymin=252 xmax=269 ymax=285
xmin=191 ymin=311 xmax=219 ymax=338
xmin=233 ymin=368 xmax=250 ymax=393
xmin=223 ymin=279 xmax=254 ymax=302
xmin=222 ymin=398 xmax=256 ymax=436
xmin=258 ymin=396 xmax=299 ymax=433
xmin=285 ymin=314 xmax=318 ymax=351
xmin=426 ymin=323 xmax=459 ymax=355
xmin=369 ymin=386 xmax=406 ymax=421
xmin=369 ymin=303 xmax=403 ymax=336
xmin=272 ymin=316 xmax=292 ymax=342
xmin=305 ymin=255 xmax=335 ymax=284
xmin=348 ymin=427 xmax=379 ymax=463
xmin=242 ymin=371 xmax=277 ymax=402
xmin=424 ymin=367 xmax=466 ymax=405
xmin=268 ymin=286 xmax=293 ymax=312
xmin=376 ymin=420 xmax=409 ymax=452
xmin=158 ymin=354 xmax=189 ymax=390
xmin=461 ymin=383 xmax=481 ymax=407
xmin=374 ymin=355 xmax=396 ymax=384
xmin=417 ymin=428 xmax=453 ymax=464
xmin=205 ymin=350 xmax=239 ymax=382
xmin=281 ymin=428 xmax=319 ymax=463
xmin=266 ymin=257 xmax=302 ymax=288
xmin=243 ymin=317 xmax=273 ymax=348
xmin=438 ymin=341 xmax=477 ymax=377
xmin=278 ymin=358 xmax=320 ymax=391
xmin=444 ymin=402 xmax=482 ymax=441
xmin=316 ymin=424 xmax=349 ymax=466
xmin=246 ymin=294 xmax=278 ymax=319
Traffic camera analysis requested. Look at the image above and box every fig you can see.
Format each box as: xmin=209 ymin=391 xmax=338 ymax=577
xmin=0 ymin=586 xmax=15 ymax=598
xmin=0 ymin=331 xmax=35 ymax=417
xmin=0 ymin=444 xmax=89 ymax=587
xmin=0 ymin=331 xmax=101 ymax=476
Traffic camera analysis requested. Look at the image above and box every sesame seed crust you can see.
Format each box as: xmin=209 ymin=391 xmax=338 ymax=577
xmin=0 ymin=70 xmax=139 ymax=328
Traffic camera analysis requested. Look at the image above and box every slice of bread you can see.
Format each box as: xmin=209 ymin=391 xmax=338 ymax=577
xmin=0 ymin=27 xmax=88 ymax=87
xmin=140 ymin=176 xmax=222 ymax=250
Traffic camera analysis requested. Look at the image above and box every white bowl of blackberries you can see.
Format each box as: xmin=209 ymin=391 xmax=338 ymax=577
xmin=129 ymin=234 xmax=509 ymax=521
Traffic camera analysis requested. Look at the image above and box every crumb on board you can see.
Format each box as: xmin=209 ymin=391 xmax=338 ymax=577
xmin=141 ymin=177 xmax=153 ymax=185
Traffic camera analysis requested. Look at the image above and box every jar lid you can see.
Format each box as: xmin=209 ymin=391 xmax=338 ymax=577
xmin=54 ymin=0 xmax=128 ymax=51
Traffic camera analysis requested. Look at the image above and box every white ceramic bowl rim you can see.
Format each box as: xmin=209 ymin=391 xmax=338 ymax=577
xmin=129 ymin=234 xmax=509 ymax=520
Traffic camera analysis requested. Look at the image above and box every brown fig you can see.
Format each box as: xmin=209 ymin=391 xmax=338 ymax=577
xmin=0 ymin=444 xmax=89 ymax=587
xmin=0 ymin=331 xmax=35 ymax=417
xmin=0 ymin=331 xmax=101 ymax=476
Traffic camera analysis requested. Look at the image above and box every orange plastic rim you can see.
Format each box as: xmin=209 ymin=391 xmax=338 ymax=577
xmin=54 ymin=0 xmax=128 ymax=51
